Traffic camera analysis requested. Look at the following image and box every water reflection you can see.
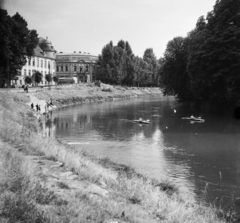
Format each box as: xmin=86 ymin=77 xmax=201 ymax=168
xmin=43 ymin=97 xmax=240 ymax=206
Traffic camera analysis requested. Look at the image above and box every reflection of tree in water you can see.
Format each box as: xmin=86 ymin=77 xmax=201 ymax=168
xmin=45 ymin=119 xmax=52 ymax=128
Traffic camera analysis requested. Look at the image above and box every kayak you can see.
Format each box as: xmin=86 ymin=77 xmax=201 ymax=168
xmin=182 ymin=116 xmax=204 ymax=122
xmin=133 ymin=119 xmax=150 ymax=124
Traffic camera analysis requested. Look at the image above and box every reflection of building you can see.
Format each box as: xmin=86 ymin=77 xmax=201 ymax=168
xmin=42 ymin=117 xmax=56 ymax=138
xmin=15 ymin=37 xmax=56 ymax=86
xmin=56 ymin=52 xmax=98 ymax=83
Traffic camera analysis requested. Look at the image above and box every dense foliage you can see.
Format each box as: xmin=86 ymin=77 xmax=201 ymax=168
xmin=32 ymin=71 xmax=42 ymax=85
xmin=45 ymin=73 xmax=52 ymax=84
xmin=160 ymin=0 xmax=240 ymax=106
xmin=24 ymin=76 xmax=32 ymax=84
xmin=0 ymin=8 xmax=38 ymax=87
xmin=53 ymin=76 xmax=58 ymax=84
xmin=97 ymin=40 xmax=159 ymax=87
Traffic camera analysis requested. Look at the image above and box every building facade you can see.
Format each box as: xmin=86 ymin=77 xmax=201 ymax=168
xmin=55 ymin=52 xmax=98 ymax=84
xmin=15 ymin=37 xmax=56 ymax=86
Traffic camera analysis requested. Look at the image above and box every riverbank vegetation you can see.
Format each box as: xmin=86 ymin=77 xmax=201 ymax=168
xmin=0 ymin=90 xmax=235 ymax=222
xmin=28 ymin=83 xmax=163 ymax=108
xmin=159 ymin=0 xmax=240 ymax=108
xmin=97 ymin=40 xmax=159 ymax=88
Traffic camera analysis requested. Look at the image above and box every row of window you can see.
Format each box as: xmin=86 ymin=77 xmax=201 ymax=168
xmin=27 ymin=58 xmax=55 ymax=68
xmin=23 ymin=69 xmax=54 ymax=76
xmin=56 ymin=65 xmax=88 ymax=72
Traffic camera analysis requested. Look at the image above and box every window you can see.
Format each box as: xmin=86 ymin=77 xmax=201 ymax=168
xmin=45 ymin=60 xmax=47 ymax=68
xmin=65 ymin=66 xmax=68 ymax=71
xmin=57 ymin=66 xmax=59 ymax=72
xmin=48 ymin=61 xmax=50 ymax=69
xmin=33 ymin=58 xmax=35 ymax=66
xmin=28 ymin=70 xmax=31 ymax=76
xmin=24 ymin=69 xmax=26 ymax=76
xmin=41 ymin=60 xmax=43 ymax=67
xmin=74 ymin=66 xmax=77 ymax=72
xmin=61 ymin=66 xmax=63 ymax=72
xmin=86 ymin=65 xmax=89 ymax=72
xmin=80 ymin=67 xmax=82 ymax=73
xmin=37 ymin=58 xmax=39 ymax=67
xmin=28 ymin=58 xmax=31 ymax=66
xmin=20 ymin=80 xmax=22 ymax=85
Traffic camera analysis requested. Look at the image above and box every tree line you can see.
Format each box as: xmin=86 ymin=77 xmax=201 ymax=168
xmin=159 ymin=0 xmax=240 ymax=107
xmin=97 ymin=0 xmax=240 ymax=108
xmin=97 ymin=40 xmax=160 ymax=87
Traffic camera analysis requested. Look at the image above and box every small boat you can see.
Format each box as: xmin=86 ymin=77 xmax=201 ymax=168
xmin=182 ymin=115 xmax=205 ymax=122
xmin=133 ymin=118 xmax=150 ymax=124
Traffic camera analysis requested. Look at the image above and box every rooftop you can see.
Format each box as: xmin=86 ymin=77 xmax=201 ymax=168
xmin=38 ymin=37 xmax=56 ymax=52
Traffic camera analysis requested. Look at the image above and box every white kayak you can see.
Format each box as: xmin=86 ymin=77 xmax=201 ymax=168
xmin=133 ymin=119 xmax=150 ymax=124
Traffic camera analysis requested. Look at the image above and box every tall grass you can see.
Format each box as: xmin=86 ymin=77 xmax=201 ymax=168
xmin=0 ymin=91 xmax=230 ymax=223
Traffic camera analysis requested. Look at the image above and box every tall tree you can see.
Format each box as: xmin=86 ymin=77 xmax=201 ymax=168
xmin=143 ymin=48 xmax=159 ymax=86
xmin=160 ymin=37 xmax=192 ymax=100
xmin=187 ymin=0 xmax=240 ymax=105
xmin=0 ymin=8 xmax=38 ymax=87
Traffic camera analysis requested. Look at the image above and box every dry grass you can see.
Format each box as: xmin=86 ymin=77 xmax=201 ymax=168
xmin=0 ymin=90 xmax=232 ymax=223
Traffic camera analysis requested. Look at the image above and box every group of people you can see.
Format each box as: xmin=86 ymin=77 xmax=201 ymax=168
xmin=31 ymin=103 xmax=41 ymax=112
xmin=30 ymin=99 xmax=54 ymax=114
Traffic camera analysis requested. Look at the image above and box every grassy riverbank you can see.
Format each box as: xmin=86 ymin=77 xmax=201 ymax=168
xmin=0 ymin=85 xmax=233 ymax=222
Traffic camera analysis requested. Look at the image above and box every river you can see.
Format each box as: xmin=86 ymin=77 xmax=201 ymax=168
xmin=43 ymin=96 xmax=240 ymax=207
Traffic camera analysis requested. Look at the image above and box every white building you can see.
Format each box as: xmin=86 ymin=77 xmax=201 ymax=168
xmin=15 ymin=37 xmax=56 ymax=86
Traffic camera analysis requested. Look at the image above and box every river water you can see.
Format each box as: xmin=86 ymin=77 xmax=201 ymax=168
xmin=44 ymin=96 xmax=240 ymax=207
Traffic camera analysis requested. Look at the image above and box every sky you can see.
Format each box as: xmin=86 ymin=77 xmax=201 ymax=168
xmin=2 ymin=0 xmax=217 ymax=58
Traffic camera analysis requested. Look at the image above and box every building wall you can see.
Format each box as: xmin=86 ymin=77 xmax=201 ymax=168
xmin=55 ymin=53 xmax=98 ymax=84
xmin=14 ymin=37 xmax=56 ymax=87
xmin=15 ymin=57 xmax=56 ymax=86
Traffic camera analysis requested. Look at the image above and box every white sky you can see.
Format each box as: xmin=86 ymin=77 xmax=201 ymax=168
xmin=3 ymin=0 xmax=216 ymax=58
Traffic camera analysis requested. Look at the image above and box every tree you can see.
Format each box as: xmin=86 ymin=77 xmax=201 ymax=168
xmin=32 ymin=71 xmax=42 ymax=85
xmin=98 ymin=40 xmax=160 ymax=87
xmin=24 ymin=76 xmax=32 ymax=84
xmin=53 ymin=76 xmax=58 ymax=84
xmin=0 ymin=8 xmax=38 ymax=87
xmin=143 ymin=48 xmax=159 ymax=86
xmin=45 ymin=73 xmax=52 ymax=84
xmin=187 ymin=0 xmax=240 ymax=106
xmin=159 ymin=36 xmax=192 ymax=100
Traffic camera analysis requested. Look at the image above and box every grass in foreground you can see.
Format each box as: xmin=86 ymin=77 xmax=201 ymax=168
xmin=0 ymin=91 xmax=235 ymax=223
